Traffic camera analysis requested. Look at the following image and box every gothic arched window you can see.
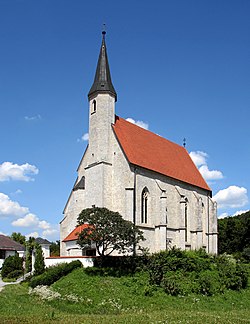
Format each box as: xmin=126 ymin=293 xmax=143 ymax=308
xmin=184 ymin=201 xmax=188 ymax=242
xmin=141 ymin=187 xmax=149 ymax=224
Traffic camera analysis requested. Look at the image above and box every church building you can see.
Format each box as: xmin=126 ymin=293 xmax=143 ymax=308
xmin=60 ymin=32 xmax=218 ymax=256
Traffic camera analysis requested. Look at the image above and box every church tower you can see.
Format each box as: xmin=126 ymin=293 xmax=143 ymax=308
xmin=84 ymin=31 xmax=117 ymax=208
xmin=87 ymin=30 xmax=116 ymax=164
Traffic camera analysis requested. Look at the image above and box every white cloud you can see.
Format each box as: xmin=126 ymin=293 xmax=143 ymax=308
xmin=233 ymin=210 xmax=249 ymax=216
xmin=24 ymin=114 xmax=42 ymax=121
xmin=77 ymin=132 xmax=89 ymax=142
xmin=189 ymin=151 xmax=223 ymax=182
xmin=12 ymin=213 xmax=51 ymax=230
xmin=218 ymin=209 xmax=249 ymax=219
xmin=198 ymin=165 xmax=223 ymax=181
xmin=25 ymin=232 xmax=39 ymax=239
xmin=214 ymin=186 xmax=248 ymax=209
xmin=11 ymin=211 xmax=57 ymax=239
xmin=0 ymin=193 xmax=29 ymax=217
xmin=189 ymin=151 xmax=208 ymax=167
xmin=218 ymin=212 xmax=229 ymax=219
xmin=0 ymin=162 xmax=39 ymax=182
xmin=42 ymin=228 xmax=59 ymax=240
xmin=12 ymin=213 xmax=39 ymax=227
xmin=81 ymin=133 xmax=89 ymax=141
xmin=0 ymin=231 xmax=9 ymax=236
xmin=82 ymin=133 xmax=89 ymax=141
xmin=126 ymin=118 xmax=149 ymax=130
xmin=38 ymin=220 xmax=51 ymax=230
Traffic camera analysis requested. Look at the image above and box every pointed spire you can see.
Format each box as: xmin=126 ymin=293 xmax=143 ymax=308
xmin=88 ymin=30 xmax=117 ymax=102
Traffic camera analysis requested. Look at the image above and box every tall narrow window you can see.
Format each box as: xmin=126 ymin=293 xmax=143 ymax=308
xmin=92 ymin=100 xmax=96 ymax=114
xmin=184 ymin=202 xmax=188 ymax=242
xmin=141 ymin=187 xmax=149 ymax=223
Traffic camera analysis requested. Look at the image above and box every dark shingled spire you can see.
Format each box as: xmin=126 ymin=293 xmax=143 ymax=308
xmin=88 ymin=31 xmax=117 ymax=101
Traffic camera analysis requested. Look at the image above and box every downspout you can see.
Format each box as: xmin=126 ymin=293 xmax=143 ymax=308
xmin=133 ymin=166 xmax=137 ymax=255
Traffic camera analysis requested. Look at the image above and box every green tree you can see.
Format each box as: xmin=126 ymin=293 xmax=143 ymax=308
xmin=10 ymin=232 xmax=26 ymax=245
xmin=218 ymin=211 xmax=250 ymax=255
xmin=25 ymin=237 xmax=35 ymax=273
xmin=50 ymin=240 xmax=60 ymax=256
xmin=77 ymin=207 xmax=144 ymax=258
xmin=34 ymin=243 xmax=45 ymax=276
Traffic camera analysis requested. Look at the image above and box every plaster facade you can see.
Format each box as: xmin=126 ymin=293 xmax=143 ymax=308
xmin=60 ymin=34 xmax=217 ymax=256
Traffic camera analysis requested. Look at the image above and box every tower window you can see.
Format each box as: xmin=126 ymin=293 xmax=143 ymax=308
xmin=92 ymin=100 xmax=96 ymax=114
xmin=141 ymin=187 xmax=149 ymax=224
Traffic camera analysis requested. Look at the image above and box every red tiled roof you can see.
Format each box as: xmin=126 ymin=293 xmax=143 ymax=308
xmin=63 ymin=224 xmax=91 ymax=242
xmin=112 ymin=116 xmax=211 ymax=192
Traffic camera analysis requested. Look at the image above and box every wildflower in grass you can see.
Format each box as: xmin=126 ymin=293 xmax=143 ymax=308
xmin=29 ymin=285 xmax=61 ymax=301
xmin=86 ymin=298 xmax=93 ymax=304
xmin=99 ymin=298 xmax=123 ymax=311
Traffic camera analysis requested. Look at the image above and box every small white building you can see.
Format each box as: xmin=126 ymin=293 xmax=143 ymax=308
xmin=60 ymin=32 xmax=218 ymax=256
xmin=35 ymin=237 xmax=51 ymax=258
xmin=0 ymin=235 xmax=25 ymax=268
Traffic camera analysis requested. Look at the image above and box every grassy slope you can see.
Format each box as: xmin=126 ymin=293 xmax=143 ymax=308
xmin=0 ymin=268 xmax=249 ymax=323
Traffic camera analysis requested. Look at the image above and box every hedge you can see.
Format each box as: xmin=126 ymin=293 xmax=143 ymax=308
xmin=29 ymin=260 xmax=82 ymax=288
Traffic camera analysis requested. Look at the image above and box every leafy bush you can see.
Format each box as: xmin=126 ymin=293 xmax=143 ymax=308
xmin=93 ymin=255 xmax=148 ymax=276
xmin=161 ymin=271 xmax=184 ymax=296
xmin=242 ymin=247 xmax=250 ymax=262
xmin=197 ymin=270 xmax=221 ymax=295
xmin=6 ymin=269 xmax=23 ymax=279
xmin=148 ymin=248 xmax=248 ymax=296
xmin=1 ymin=255 xmax=23 ymax=279
xmin=29 ymin=260 xmax=82 ymax=288
xmin=148 ymin=248 xmax=212 ymax=285
xmin=215 ymin=254 xmax=249 ymax=291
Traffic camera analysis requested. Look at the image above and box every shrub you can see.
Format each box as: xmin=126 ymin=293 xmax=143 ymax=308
xmin=6 ymin=269 xmax=23 ymax=279
xmin=161 ymin=271 xmax=183 ymax=296
xmin=197 ymin=270 xmax=221 ymax=295
xmin=147 ymin=248 xmax=248 ymax=296
xmin=148 ymin=247 xmax=212 ymax=286
xmin=1 ymin=255 xmax=23 ymax=279
xmin=242 ymin=247 xmax=250 ymax=262
xmin=93 ymin=255 xmax=148 ymax=276
xmin=161 ymin=271 xmax=199 ymax=296
xmin=29 ymin=260 xmax=82 ymax=288
xmin=215 ymin=254 xmax=249 ymax=291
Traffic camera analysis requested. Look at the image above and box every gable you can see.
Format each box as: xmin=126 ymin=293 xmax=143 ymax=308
xmin=112 ymin=116 xmax=211 ymax=192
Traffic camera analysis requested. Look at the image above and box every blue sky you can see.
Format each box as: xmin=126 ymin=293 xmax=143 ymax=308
xmin=0 ymin=0 xmax=249 ymax=241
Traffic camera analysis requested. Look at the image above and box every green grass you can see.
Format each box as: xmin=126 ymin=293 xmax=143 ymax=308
xmin=0 ymin=268 xmax=250 ymax=323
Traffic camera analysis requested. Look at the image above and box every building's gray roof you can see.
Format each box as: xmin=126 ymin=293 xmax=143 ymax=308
xmin=88 ymin=31 xmax=117 ymax=101
xmin=0 ymin=235 xmax=25 ymax=251
xmin=35 ymin=237 xmax=51 ymax=245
